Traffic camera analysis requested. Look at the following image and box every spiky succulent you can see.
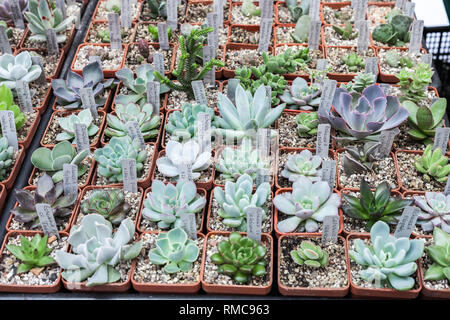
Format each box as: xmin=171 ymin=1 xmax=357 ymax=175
xmin=349 ymin=221 xmax=424 ymax=291
xmin=414 ymin=192 xmax=450 ymax=233
xmin=55 ymin=214 xmax=142 ymax=287
xmin=104 ymin=102 xmax=161 ymax=141
xmin=342 ymin=142 xmax=381 ymax=175
xmin=281 ymin=149 xmax=323 ymax=183
xmin=6 ymin=234 xmax=55 ymax=274
xmin=372 ymin=13 xmax=412 ymax=46
xmin=402 ymin=98 xmax=446 ymax=145
xmin=142 ymin=179 xmax=206 ymax=229
xmin=215 ymin=138 xmax=271 ymax=183
xmin=340 ymin=72 xmax=376 ymax=93
xmin=147 ymin=0 xmax=167 ymax=19
xmin=24 ymin=0 xmax=75 ymax=43
xmin=424 ymin=227 xmax=450 ymax=283
xmin=291 ymin=241 xmax=328 ymax=268
xmin=0 ymin=136 xmax=14 ymax=180
xmin=343 ymin=179 xmax=412 ymax=231
xmin=80 ymin=189 xmax=131 ymax=225
xmin=52 ymin=62 xmax=115 ymax=110
xmin=56 ymin=109 xmax=99 ymax=143
xmin=274 ymin=177 xmax=341 ymax=233
xmin=414 ymin=145 xmax=450 ymax=183
xmin=0 ymin=0 xmax=28 ymax=24
xmin=213 ymin=84 xmax=285 ymax=141
xmin=156 ymin=139 xmax=211 ymax=181
xmin=279 ymin=77 xmax=321 ymax=111
xmin=165 ymin=103 xmax=217 ymax=142
xmin=0 ymin=51 xmax=42 ymax=89
xmin=94 ymin=136 xmax=148 ymax=183
xmin=0 ymin=84 xmax=25 ymax=130
xmin=296 ymin=112 xmax=319 ymax=137
xmin=213 ymin=174 xmax=271 ymax=231
xmin=210 ymin=232 xmax=267 ymax=284
xmin=332 ymin=21 xmax=358 ymax=40
xmin=149 ymin=227 xmax=200 ymax=274
xmin=318 ymin=84 xmax=409 ymax=142
xmin=397 ymin=62 xmax=433 ymax=103
xmin=341 ymin=53 xmax=365 ymax=72
xmin=11 ymin=173 xmax=77 ymax=229
xmin=31 ymin=141 xmax=89 ymax=183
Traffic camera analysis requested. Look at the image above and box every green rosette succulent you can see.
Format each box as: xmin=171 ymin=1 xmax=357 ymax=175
xmin=281 ymin=149 xmax=323 ymax=182
xmin=414 ymin=145 xmax=450 ymax=183
xmin=424 ymin=227 xmax=450 ymax=283
xmin=340 ymin=72 xmax=376 ymax=93
xmin=397 ymin=62 xmax=433 ymax=103
xmin=291 ymin=241 xmax=328 ymax=268
xmin=279 ymin=77 xmax=321 ymax=111
xmin=295 ymin=112 xmax=319 ymax=137
xmin=80 ymin=189 xmax=131 ymax=225
xmin=341 ymin=53 xmax=365 ymax=72
xmin=56 ymin=109 xmax=99 ymax=143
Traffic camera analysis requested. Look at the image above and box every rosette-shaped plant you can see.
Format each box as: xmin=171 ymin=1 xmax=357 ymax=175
xmin=80 ymin=189 xmax=131 ymax=225
xmin=414 ymin=192 xmax=450 ymax=233
xmin=94 ymin=136 xmax=148 ymax=183
xmin=0 ymin=51 xmax=42 ymax=89
xmin=258 ymin=48 xmax=310 ymax=75
xmin=210 ymin=232 xmax=267 ymax=284
xmin=341 ymin=53 xmax=365 ymax=72
xmin=0 ymin=0 xmax=28 ymax=24
xmin=340 ymin=72 xmax=376 ymax=93
xmin=318 ymin=84 xmax=409 ymax=141
xmin=31 ymin=141 xmax=89 ymax=183
xmin=142 ymin=179 xmax=206 ymax=229
xmin=274 ymin=177 xmax=341 ymax=233
xmin=291 ymin=241 xmax=328 ymax=268
xmin=24 ymin=0 xmax=75 ymax=43
xmin=55 ymin=214 xmax=142 ymax=287
xmin=149 ymin=227 xmax=199 ymax=273
xmin=424 ymin=227 xmax=450 ymax=283
xmin=414 ymin=145 xmax=450 ymax=183
xmin=215 ymin=138 xmax=271 ymax=182
xmin=52 ymin=62 xmax=115 ymax=110
xmin=56 ymin=109 xmax=99 ymax=143
xmin=156 ymin=139 xmax=211 ymax=181
xmin=279 ymin=77 xmax=321 ymax=111
xmin=104 ymin=102 xmax=161 ymax=141
xmin=281 ymin=150 xmax=322 ymax=182
xmin=0 ymin=84 xmax=26 ymax=130
xmin=165 ymin=103 xmax=217 ymax=142
xmin=11 ymin=173 xmax=77 ymax=229
xmin=343 ymin=179 xmax=412 ymax=231
xmin=349 ymin=221 xmax=425 ymax=291
xmin=214 ymin=84 xmax=285 ymax=141
xmin=342 ymin=142 xmax=381 ymax=175
xmin=0 ymin=136 xmax=14 ymax=180
xmin=296 ymin=112 xmax=319 ymax=137
xmin=213 ymin=174 xmax=271 ymax=231
xmin=397 ymin=62 xmax=433 ymax=103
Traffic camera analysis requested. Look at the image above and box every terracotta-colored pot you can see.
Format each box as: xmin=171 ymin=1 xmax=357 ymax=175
xmin=0 ymin=183 xmax=7 ymax=216
xmin=378 ymin=47 xmax=428 ymax=83
xmin=222 ymin=43 xmax=273 ymax=78
xmin=16 ymin=48 xmax=65 ymax=81
xmin=278 ymin=234 xmax=350 ymax=297
xmin=93 ymin=0 xmax=143 ymax=23
xmin=83 ymin=21 xmax=138 ymax=44
xmin=346 ymin=232 xmax=422 ymax=299
xmin=19 ymin=25 xmax=75 ymax=53
xmin=136 ymin=186 xmax=206 ymax=234
xmin=228 ymin=2 xmax=264 ymax=26
xmin=0 ymin=230 xmax=68 ymax=293
xmin=131 ymin=232 xmax=206 ymax=294
xmin=40 ymin=110 xmax=106 ymax=149
xmin=320 ymin=2 xmax=365 ymax=25
xmin=201 ymin=231 xmax=274 ymax=295
xmin=17 ymin=110 xmax=40 ymax=149
xmin=70 ymin=43 xmax=128 ymax=78
xmin=274 ymin=1 xmax=290 ymax=25
xmin=6 ymin=185 xmax=82 ymax=234
xmin=227 ymin=24 xmax=274 ymax=47
xmin=186 ymin=1 xmax=231 ymax=25
xmin=125 ymin=42 xmax=177 ymax=77
xmin=2 ymin=145 xmax=25 ymax=190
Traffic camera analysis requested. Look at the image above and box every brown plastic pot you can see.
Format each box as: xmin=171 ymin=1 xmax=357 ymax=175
xmin=136 ymin=186 xmax=206 ymax=234
xmin=278 ymin=234 xmax=350 ymax=297
xmin=93 ymin=0 xmax=143 ymax=23
xmin=19 ymin=25 xmax=75 ymax=53
xmin=2 ymin=144 xmax=25 ymax=190
xmin=320 ymin=2 xmax=365 ymax=25
xmin=227 ymin=24 xmax=274 ymax=47
xmin=0 ymin=183 xmax=7 ymax=216
xmin=40 ymin=110 xmax=106 ymax=149
xmin=70 ymin=43 xmax=127 ymax=78
xmin=0 ymin=231 xmax=68 ymax=293
xmin=378 ymin=47 xmax=428 ymax=83
xmin=17 ymin=110 xmax=40 ymax=149
xmin=125 ymin=42 xmax=176 ymax=77
xmin=275 ymin=1 xmax=292 ymax=25
xmin=346 ymin=232 xmax=422 ymax=299
xmin=131 ymin=232 xmax=206 ymax=293
xmin=222 ymin=43 xmax=273 ymax=79
xmin=83 ymin=21 xmax=138 ymax=44
xmin=201 ymin=231 xmax=274 ymax=295
xmin=16 ymin=48 xmax=65 ymax=81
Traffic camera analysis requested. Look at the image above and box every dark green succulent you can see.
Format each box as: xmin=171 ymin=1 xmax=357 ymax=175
xmin=372 ymin=13 xmax=412 ymax=47
xmin=342 ymin=142 xmax=381 ymax=175
xmin=80 ymin=189 xmax=131 ymax=225
xmin=342 ymin=179 xmax=412 ymax=231
xmin=332 ymin=21 xmax=358 ymax=40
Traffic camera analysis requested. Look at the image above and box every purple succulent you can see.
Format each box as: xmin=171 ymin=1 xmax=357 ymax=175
xmin=414 ymin=192 xmax=450 ymax=234
xmin=318 ymin=84 xmax=409 ymax=141
xmin=0 ymin=0 xmax=28 ymax=24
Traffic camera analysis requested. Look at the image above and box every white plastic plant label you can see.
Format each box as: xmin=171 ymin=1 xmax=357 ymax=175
xmin=45 ymin=29 xmax=59 ymax=56
xmin=202 ymin=45 xmax=215 ymax=86
xmin=157 ymin=22 xmax=170 ymax=50
xmin=353 ymin=0 xmax=367 ymax=22
xmin=433 ymin=127 xmax=450 ymax=155
xmin=56 ymin=0 xmax=66 ymax=20
xmin=167 ymin=0 xmax=178 ymax=30
xmin=246 ymin=207 xmax=262 ymax=242
xmin=0 ymin=26 xmax=12 ymax=54
xmin=444 ymin=177 xmax=450 ymax=196
xmin=307 ymin=20 xmax=321 ymax=50
xmin=146 ymin=81 xmax=160 ymax=115
xmin=322 ymin=215 xmax=339 ymax=244
xmin=257 ymin=18 xmax=272 ymax=53
xmin=365 ymin=57 xmax=378 ymax=76
xmin=15 ymin=80 xmax=33 ymax=112
xmin=395 ymin=0 xmax=406 ymax=10
xmin=316 ymin=124 xmax=331 ymax=159
xmin=74 ymin=6 xmax=81 ymax=29
xmin=79 ymin=87 xmax=98 ymax=118
xmin=63 ymin=163 xmax=78 ymax=197
xmin=121 ymin=0 xmax=132 ymax=29
xmin=356 ymin=20 xmax=369 ymax=52
xmin=207 ymin=12 xmax=219 ymax=50
xmin=197 ymin=112 xmax=211 ymax=154
xmin=192 ymin=80 xmax=208 ymax=106
xmin=153 ymin=52 xmax=165 ymax=76
xmin=257 ymin=128 xmax=271 ymax=159
xmin=108 ymin=13 xmax=122 ymax=50
xmin=213 ymin=0 xmax=224 ymax=27
xmin=321 ymin=160 xmax=336 ymax=190
xmin=10 ymin=0 xmax=25 ymax=29
xmin=421 ymin=53 xmax=432 ymax=66
xmin=0 ymin=110 xmax=18 ymax=151
xmin=318 ymin=79 xmax=337 ymax=117
xmin=377 ymin=129 xmax=397 ymax=158
xmin=256 ymin=168 xmax=270 ymax=187
xmin=35 ymin=204 xmax=60 ymax=238
xmin=126 ymin=121 xmax=146 ymax=149
xmin=409 ymin=20 xmax=424 ymax=54
xmin=404 ymin=2 xmax=415 ymax=18
xmin=31 ymin=56 xmax=47 ymax=85
xmin=261 ymin=0 xmax=274 ymax=19
xmin=121 ymin=158 xmax=138 ymax=193
xmin=309 ymin=0 xmax=320 ymax=21
xmin=316 ymin=59 xmax=328 ymax=87
xmin=181 ymin=213 xmax=197 ymax=240
xmin=178 ymin=161 xmax=193 ymax=182
xmin=394 ymin=206 xmax=420 ymax=238
xmin=227 ymin=79 xmax=240 ymax=103
xmin=73 ymin=123 xmax=90 ymax=153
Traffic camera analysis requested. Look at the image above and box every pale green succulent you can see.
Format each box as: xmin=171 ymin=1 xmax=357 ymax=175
xmin=291 ymin=241 xmax=329 ymax=268
xmin=94 ymin=136 xmax=148 ymax=183
xmin=55 ymin=214 xmax=142 ymax=287
xmin=0 ymin=136 xmax=14 ymax=181
xmin=296 ymin=112 xmax=319 ymax=137
xmin=31 ymin=141 xmax=90 ymax=183
xmin=142 ymin=179 xmax=206 ymax=229
xmin=213 ymin=174 xmax=271 ymax=231
xmin=414 ymin=145 xmax=450 ymax=183
xmin=56 ymin=109 xmax=99 ymax=143
xmin=0 ymin=51 xmax=42 ymax=89
xmin=104 ymin=102 xmax=161 ymax=141
xmin=349 ymin=221 xmax=425 ymax=291
xmin=149 ymin=228 xmax=200 ymax=274
xmin=240 ymin=0 xmax=261 ymax=17
xmin=424 ymin=227 xmax=450 ymax=283
xmin=340 ymin=72 xmax=376 ymax=93
xmin=281 ymin=149 xmax=323 ymax=183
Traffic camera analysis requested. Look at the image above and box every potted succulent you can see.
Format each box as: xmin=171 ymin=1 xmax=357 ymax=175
xmin=378 ymin=49 xmax=427 ymax=83
xmin=371 ymin=8 xmax=413 ymax=49
xmin=274 ymin=45 xmax=325 ymax=80
xmin=320 ymin=2 xmax=358 ymax=25
xmin=139 ymin=0 xmax=186 ymax=23
xmin=124 ymin=40 xmax=176 ymax=75
xmin=93 ymin=0 xmax=143 ymax=22
xmin=0 ymin=137 xmax=25 ymax=190
xmin=16 ymin=48 xmax=65 ymax=81
xmin=230 ymin=0 xmax=262 ymax=26
xmin=186 ymin=1 xmax=229 ymax=25
xmin=84 ymin=21 xmax=137 ymax=44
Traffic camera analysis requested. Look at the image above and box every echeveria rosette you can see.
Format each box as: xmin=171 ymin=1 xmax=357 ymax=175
xmin=318 ymin=84 xmax=409 ymax=142
xmin=414 ymin=192 xmax=450 ymax=234
xmin=279 ymin=77 xmax=321 ymax=111
xmin=56 ymin=109 xmax=99 ymax=143
xmin=349 ymin=221 xmax=424 ymax=291
xmin=80 ymin=189 xmax=131 ymax=225
xmin=0 ymin=51 xmax=42 ymax=89
xmin=424 ymin=227 xmax=450 ymax=284
xmin=274 ymin=177 xmax=341 ymax=233
xmin=280 ymin=149 xmax=323 ymax=183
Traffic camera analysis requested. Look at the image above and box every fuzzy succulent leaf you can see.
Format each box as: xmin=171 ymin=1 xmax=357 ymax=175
xmin=0 ymin=51 xmax=42 ymax=89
